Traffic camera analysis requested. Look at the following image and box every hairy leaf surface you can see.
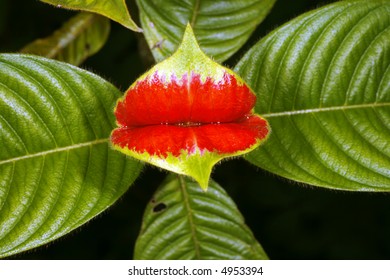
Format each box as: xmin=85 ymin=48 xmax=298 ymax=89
xmin=134 ymin=175 xmax=268 ymax=259
xmin=137 ymin=0 xmax=276 ymax=62
xmin=0 ymin=54 xmax=142 ymax=257
xmin=235 ymin=0 xmax=390 ymax=191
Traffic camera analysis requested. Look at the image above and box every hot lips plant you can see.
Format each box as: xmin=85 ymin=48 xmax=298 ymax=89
xmin=0 ymin=0 xmax=389 ymax=259
xmin=111 ymin=25 xmax=270 ymax=190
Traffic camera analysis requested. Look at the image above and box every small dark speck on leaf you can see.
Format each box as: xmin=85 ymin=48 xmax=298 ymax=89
xmin=153 ymin=203 xmax=167 ymax=213
xmin=152 ymin=39 xmax=165 ymax=50
xmin=85 ymin=43 xmax=91 ymax=51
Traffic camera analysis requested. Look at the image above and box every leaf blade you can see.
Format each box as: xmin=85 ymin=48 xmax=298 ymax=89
xmin=40 ymin=0 xmax=141 ymax=31
xmin=134 ymin=175 xmax=267 ymax=259
xmin=0 ymin=54 xmax=142 ymax=257
xmin=21 ymin=12 xmax=110 ymax=66
xmin=137 ymin=0 xmax=276 ymax=62
xmin=234 ymin=0 xmax=390 ymax=191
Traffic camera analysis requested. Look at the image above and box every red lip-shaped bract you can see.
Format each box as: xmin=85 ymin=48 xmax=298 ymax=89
xmin=110 ymin=24 xmax=269 ymax=190
xmin=112 ymin=72 xmax=269 ymax=157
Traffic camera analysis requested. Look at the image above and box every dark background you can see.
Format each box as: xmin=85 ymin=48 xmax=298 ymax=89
xmin=1 ymin=0 xmax=389 ymax=259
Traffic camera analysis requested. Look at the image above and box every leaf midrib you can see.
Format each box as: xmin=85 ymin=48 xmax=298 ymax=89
xmin=261 ymin=102 xmax=390 ymax=118
xmin=0 ymin=138 xmax=108 ymax=166
xmin=178 ymin=175 xmax=201 ymax=259
xmin=46 ymin=13 xmax=98 ymax=58
xmin=190 ymin=0 xmax=200 ymax=26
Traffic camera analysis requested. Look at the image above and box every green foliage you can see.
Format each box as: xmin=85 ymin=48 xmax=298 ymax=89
xmin=235 ymin=0 xmax=390 ymax=191
xmin=21 ymin=13 xmax=110 ymax=66
xmin=135 ymin=175 xmax=267 ymax=259
xmin=137 ymin=0 xmax=276 ymax=62
xmin=40 ymin=0 xmax=141 ymax=31
xmin=0 ymin=54 xmax=142 ymax=257
xmin=0 ymin=0 xmax=389 ymax=260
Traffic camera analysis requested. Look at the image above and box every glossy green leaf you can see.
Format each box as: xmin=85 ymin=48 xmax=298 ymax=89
xmin=134 ymin=175 xmax=267 ymax=259
xmin=235 ymin=0 xmax=390 ymax=191
xmin=137 ymin=0 xmax=276 ymax=62
xmin=21 ymin=13 xmax=110 ymax=66
xmin=40 ymin=0 xmax=142 ymax=32
xmin=0 ymin=54 xmax=142 ymax=258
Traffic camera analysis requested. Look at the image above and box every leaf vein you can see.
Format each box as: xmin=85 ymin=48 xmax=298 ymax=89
xmin=0 ymin=162 xmax=15 ymax=219
xmin=190 ymin=0 xmax=200 ymax=26
xmin=319 ymin=4 xmax=380 ymax=107
xmin=268 ymin=118 xmax=335 ymax=186
xmin=31 ymin=59 xmax=99 ymax=140
xmin=291 ymin=6 xmax=349 ymax=111
xmin=344 ymin=10 xmax=389 ymax=104
xmin=7 ymin=60 xmax=76 ymax=144
xmin=266 ymin=8 xmax=326 ymax=113
xmin=311 ymin=112 xmax=389 ymax=186
xmin=178 ymin=175 xmax=201 ymax=259
xmin=262 ymin=102 xmax=390 ymax=118
xmin=0 ymin=73 xmax=59 ymax=148
xmin=54 ymin=145 xmax=93 ymax=235
xmin=0 ymin=114 xmax=29 ymax=154
xmin=0 ymin=155 xmax=45 ymax=248
xmin=0 ymin=138 xmax=108 ymax=166
xmin=12 ymin=149 xmax=70 ymax=250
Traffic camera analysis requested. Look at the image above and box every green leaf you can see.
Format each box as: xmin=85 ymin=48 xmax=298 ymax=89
xmin=40 ymin=0 xmax=142 ymax=32
xmin=234 ymin=0 xmax=390 ymax=191
xmin=134 ymin=175 xmax=268 ymax=259
xmin=0 ymin=54 xmax=142 ymax=258
xmin=21 ymin=13 xmax=110 ymax=66
xmin=137 ymin=0 xmax=276 ymax=62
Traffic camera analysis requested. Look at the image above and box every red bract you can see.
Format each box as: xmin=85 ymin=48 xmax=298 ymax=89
xmin=112 ymin=72 xmax=268 ymax=157
xmin=111 ymin=24 xmax=270 ymax=190
xmin=115 ymin=72 xmax=256 ymax=126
